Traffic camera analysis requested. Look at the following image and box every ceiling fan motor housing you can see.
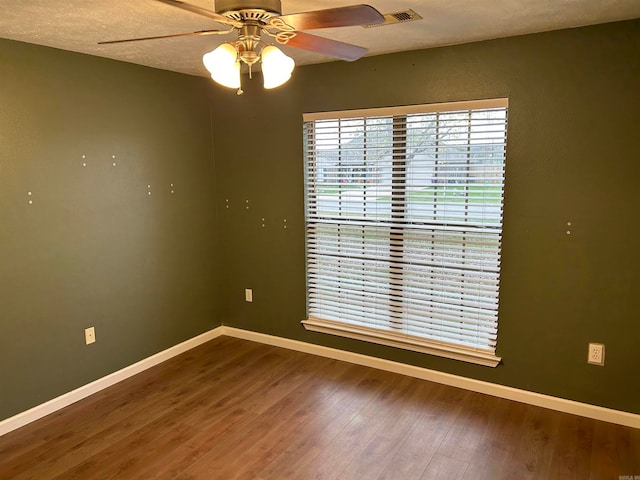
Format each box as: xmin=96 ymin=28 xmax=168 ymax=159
xmin=215 ymin=0 xmax=282 ymax=15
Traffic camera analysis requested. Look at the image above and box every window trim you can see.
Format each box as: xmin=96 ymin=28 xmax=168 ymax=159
xmin=302 ymin=98 xmax=507 ymax=368
xmin=302 ymin=98 xmax=508 ymax=122
xmin=302 ymin=317 xmax=501 ymax=367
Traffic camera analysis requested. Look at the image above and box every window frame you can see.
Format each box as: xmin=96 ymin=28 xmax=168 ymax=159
xmin=302 ymin=99 xmax=508 ymax=367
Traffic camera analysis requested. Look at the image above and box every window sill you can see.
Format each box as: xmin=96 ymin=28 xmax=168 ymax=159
xmin=302 ymin=317 xmax=501 ymax=367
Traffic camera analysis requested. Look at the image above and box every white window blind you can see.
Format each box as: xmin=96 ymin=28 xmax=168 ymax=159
xmin=302 ymin=99 xmax=508 ymax=367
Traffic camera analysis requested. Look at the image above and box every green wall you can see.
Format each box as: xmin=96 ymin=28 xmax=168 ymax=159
xmin=213 ymin=19 xmax=640 ymax=414
xmin=0 ymin=40 xmax=220 ymax=421
xmin=2 ymin=19 xmax=638 ymax=423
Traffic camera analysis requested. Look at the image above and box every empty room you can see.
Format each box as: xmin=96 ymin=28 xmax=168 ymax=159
xmin=1 ymin=1 xmax=639 ymax=479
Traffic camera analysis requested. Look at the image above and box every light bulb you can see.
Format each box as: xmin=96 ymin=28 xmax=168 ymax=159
xmin=203 ymin=43 xmax=241 ymax=89
xmin=261 ymin=45 xmax=295 ymax=89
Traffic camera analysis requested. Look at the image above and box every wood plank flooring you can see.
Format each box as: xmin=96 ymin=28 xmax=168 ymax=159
xmin=1 ymin=336 xmax=638 ymax=479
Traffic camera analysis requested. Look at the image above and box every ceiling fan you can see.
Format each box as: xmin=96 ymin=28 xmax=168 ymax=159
xmin=100 ymin=0 xmax=385 ymax=92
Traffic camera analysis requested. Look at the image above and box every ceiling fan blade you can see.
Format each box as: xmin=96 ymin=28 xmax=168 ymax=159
xmin=282 ymin=32 xmax=367 ymax=62
xmin=98 ymin=29 xmax=227 ymax=45
xmin=153 ymin=0 xmax=242 ymax=27
xmin=276 ymin=4 xmax=384 ymax=30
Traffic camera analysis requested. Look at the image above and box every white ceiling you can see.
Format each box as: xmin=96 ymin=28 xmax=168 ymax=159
xmin=1 ymin=0 xmax=639 ymax=77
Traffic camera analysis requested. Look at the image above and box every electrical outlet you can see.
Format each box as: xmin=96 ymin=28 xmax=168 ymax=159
xmin=85 ymin=327 xmax=96 ymax=345
xmin=245 ymin=288 xmax=253 ymax=302
xmin=587 ymin=343 xmax=604 ymax=366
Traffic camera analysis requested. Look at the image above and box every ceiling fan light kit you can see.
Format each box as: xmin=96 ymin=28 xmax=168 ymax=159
xmin=203 ymin=42 xmax=294 ymax=90
xmin=201 ymin=17 xmax=295 ymax=91
xmin=100 ymin=0 xmax=385 ymax=93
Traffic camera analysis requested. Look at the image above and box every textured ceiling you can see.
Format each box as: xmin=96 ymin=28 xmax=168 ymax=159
xmin=1 ymin=0 xmax=639 ymax=77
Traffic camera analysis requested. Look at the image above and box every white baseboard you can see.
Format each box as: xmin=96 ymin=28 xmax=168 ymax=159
xmin=0 ymin=327 xmax=225 ymax=437
xmin=2 ymin=325 xmax=638 ymax=437
xmin=221 ymin=327 xmax=640 ymax=429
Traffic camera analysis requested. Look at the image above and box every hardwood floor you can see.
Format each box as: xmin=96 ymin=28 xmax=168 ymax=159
xmin=1 ymin=336 xmax=638 ymax=480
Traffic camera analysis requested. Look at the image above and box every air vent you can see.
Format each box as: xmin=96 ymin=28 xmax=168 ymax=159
xmin=363 ymin=9 xmax=422 ymax=28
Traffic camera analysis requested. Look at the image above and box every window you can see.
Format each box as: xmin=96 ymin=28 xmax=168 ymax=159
xmin=302 ymin=99 xmax=508 ymax=367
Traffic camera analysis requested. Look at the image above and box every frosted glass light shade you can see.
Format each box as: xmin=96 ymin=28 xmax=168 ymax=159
xmin=203 ymin=43 xmax=241 ymax=89
xmin=261 ymin=45 xmax=295 ymax=89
